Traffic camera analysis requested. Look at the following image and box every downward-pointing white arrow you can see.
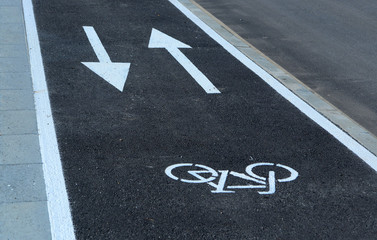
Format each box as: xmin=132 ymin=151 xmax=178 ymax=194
xmin=82 ymin=26 xmax=130 ymax=92
xmin=148 ymin=28 xmax=220 ymax=94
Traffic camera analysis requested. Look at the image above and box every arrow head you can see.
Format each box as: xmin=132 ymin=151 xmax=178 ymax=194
xmin=148 ymin=28 xmax=191 ymax=49
xmin=82 ymin=62 xmax=131 ymax=92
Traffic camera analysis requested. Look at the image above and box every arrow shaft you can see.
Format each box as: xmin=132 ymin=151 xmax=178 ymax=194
xmin=167 ymin=47 xmax=220 ymax=94
xmin=83 ymin=26 xmax=111 ymax=63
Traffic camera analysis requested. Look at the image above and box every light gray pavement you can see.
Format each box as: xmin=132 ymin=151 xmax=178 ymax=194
xmin=0 ymin=0 xmax=51 ymax=239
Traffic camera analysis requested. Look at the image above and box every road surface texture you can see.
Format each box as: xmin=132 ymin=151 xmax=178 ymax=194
xmin=196 ymin=0 xmax=377 ymax=137
xmin=29 ymin=0 xmax=377 ymax=239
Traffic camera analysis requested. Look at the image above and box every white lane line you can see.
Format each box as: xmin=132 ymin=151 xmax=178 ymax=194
xmin=148 ymin=28 xmax=220 ymax=94
xmin=22 ymin=0 xmax=76 ymax=239
xmin=170 ymin=0 xmax=377 ymax=172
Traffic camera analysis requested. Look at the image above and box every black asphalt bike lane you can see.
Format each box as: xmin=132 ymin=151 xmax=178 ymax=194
xmin=33 ymin=0 xmax=377 ymax=239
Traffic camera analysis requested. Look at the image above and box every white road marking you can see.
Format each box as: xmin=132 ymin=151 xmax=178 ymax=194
xmin=209 ymin=170 xmax=235 ymax=193
xmin=22 ymin=0 xmax=76 ymax=239
xmin=165 ymin=163 xmax=297 ymax=194
xmin=82 ymin=26 xmax=131 ymax=92
xmin=229 ymin=171 xmax=265 ymax=184
xmin=82 ymin=26 xmax=111 ymax=63
xmin=258 ymin=171 xmax=276 ymax=195
xmin=170 ymin=0 xmax=377 ymax=172
xmin=148 ymin=28 xmax=220 ymax=94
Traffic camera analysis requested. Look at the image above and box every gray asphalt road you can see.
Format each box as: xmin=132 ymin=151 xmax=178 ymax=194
xmin=196 ymin=0 xmax=377 ymax=136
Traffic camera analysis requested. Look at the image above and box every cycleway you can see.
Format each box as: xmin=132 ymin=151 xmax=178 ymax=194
xmin=30 ymin=0 xmax=377 ymax=239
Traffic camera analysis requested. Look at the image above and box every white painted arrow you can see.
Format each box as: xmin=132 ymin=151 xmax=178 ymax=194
xmin=81 ymin=26 xmax=130 ymax=92
xmin=148 ymin=28 xmax=220 ymax=94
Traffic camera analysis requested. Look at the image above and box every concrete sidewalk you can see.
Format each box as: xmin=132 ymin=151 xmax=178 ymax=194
xmin=0 ymin=0 xmax=51 ymax=239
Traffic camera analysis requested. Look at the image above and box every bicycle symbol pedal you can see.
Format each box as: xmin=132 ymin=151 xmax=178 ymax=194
xmin=165 ymin=162 xmax=299 ymax=194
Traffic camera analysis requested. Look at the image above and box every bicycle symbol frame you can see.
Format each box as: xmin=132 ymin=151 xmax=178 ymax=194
xmin=165 ymin=162 xmax=299 ymax=194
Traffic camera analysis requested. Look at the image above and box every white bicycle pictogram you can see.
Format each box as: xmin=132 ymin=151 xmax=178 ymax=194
xmin=165 ymin=162 xmax=299 ymax=194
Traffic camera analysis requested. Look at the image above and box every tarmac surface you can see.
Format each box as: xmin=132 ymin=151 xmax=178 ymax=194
xmin=1 ymin=0 xmax=377 ymax=239
xmin=196 ymin=0 xmax=377 ymax=137
xmin=28 ymin=0 xmax=377 ymax=239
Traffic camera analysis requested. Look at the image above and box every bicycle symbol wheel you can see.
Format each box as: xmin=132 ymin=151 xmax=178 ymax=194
xmin=245 ymin=162 xmax=298 ymax=183
xmin=165 ymin=163 xmax=219 ymax=183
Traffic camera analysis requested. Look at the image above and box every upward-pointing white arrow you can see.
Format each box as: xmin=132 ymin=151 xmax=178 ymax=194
xmin=148 ymin=28 xmax=220 ymax=94
xmin=82 ymin=26 xmax=131 ymax=92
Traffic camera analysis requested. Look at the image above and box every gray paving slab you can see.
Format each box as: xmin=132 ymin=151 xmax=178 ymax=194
xmin=0 ymin=0 xmax=52 ymax=239
xmin=0 ymin=0 xmax=21 ymax=6
xmin=0 ymin=6 xmax=24 ymax=24
xmin=0 ymin=134 xmax=41 ymax=165
xmin=0 ymin=23 xmax=26 ymax=45
xmin=0 ymin=201 xmax=52 ymax=240
xmin=0 ymin=163 xmax=47 ymax=203
xmin=0 ymin=89 xmax=35 ymax=110
xmin=0 ymin=110 xmax=37 ymax=135
xmin=0 ymin=57 xmax=29 ymax=73
xmin=0 ymin=72 xmax=32 ymax=90
xmin=0 ymin=44 xmax=28 ymax=58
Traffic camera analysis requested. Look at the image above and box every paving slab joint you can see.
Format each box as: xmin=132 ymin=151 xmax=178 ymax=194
xmin=0 ymin=0 xmax=53 ymax=239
